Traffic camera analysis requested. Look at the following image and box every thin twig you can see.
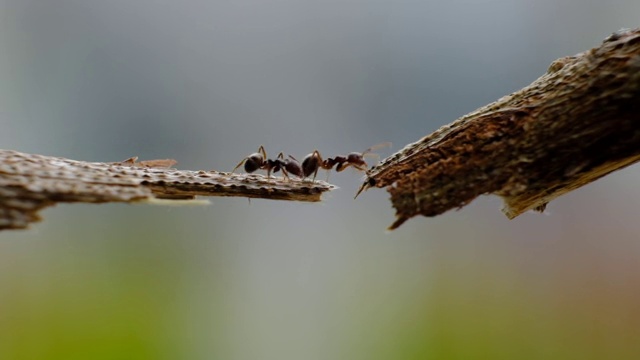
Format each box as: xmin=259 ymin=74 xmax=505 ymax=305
xmin=0 ymin=150 xmax=335 ymax=230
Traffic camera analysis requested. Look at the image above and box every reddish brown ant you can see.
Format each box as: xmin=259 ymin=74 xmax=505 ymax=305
xmin=232 ymin=145 xmax=303 ymax=179
xmin=301 ymin=142 xmax=391 ymax=181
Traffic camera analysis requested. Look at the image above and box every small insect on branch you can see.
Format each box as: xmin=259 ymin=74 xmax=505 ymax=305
xmin=301 ymin=142 xmax=391 ymax=182
xmin=0 ymin=149 xmax=335 ymax=231
xmin=232 ymin=145 xmax=303 ymax=180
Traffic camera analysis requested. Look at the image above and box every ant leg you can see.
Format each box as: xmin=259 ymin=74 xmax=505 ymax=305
xmin=232 ymin=158 xmax=247 ymax=173
xmin=275 ymin=153 xmax=291 ymax=181
xmin=336 ymin=162 xmax=350 ymax=172
xmin=266 ymin=162 xmax=280 ymax=180
xmin=258 ymin=145 xmax=267 ymax=159
xmin=347 ymin=161 xmax=368 ymax=172
xmin=336 ymin=162 xmax=368 ymax=172
xmin=312 ymin=150 xmax=322 ymax=182
xmin=281 ymin=167 xmax=291 ymax=181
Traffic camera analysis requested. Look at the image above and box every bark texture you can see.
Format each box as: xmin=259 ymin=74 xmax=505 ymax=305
xmin=0 ymin=150 xmax=334 ymax=230
xmin=360 ymin=28 xmax=640 ymax=229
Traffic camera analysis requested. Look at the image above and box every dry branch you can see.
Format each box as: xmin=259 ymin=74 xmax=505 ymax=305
xmin=0 ymin=150 xmax=335 ymax=230
xmin=360 ymin=28 xmax=640 ymax=229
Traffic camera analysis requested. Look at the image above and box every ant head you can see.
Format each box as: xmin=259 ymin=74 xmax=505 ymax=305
xmin=302 ymin=150 xmax=322 ymax=178
xmin=346 ymin=152 xmax=367 ymax=167
xmin=354 ymin=142 xmax=391 ymax=170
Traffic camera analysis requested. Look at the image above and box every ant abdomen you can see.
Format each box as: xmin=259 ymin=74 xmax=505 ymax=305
xmin=302 ymin=151 xmax=321 ymax=178
xmin=244 ymin=153 xmax=264 ymax=172
xmin=283 ymin=156 xmax=304 ymax=178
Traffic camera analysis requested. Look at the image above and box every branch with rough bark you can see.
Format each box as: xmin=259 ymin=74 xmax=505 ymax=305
xmin=359 ymin=28 xmax=640 ymax=229
xmin=4 ymin=29 xmax=638 ymax=232
xmin=0 ymin=150 xmax=335 ymax=230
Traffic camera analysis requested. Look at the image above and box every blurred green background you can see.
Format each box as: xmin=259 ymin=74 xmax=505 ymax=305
xmin=2 ymin=1 xmax=640 ymax=359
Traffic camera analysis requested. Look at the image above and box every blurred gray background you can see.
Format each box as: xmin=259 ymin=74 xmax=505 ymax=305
xmin=2 ymin=0 xmax=640 ymax=359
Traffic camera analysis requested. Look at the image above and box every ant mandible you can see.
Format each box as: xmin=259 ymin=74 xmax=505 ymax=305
xmin=232 ymin=145 xmax=303 ymax=180
xmin=301 ymin=142 xmax=391 ymax=181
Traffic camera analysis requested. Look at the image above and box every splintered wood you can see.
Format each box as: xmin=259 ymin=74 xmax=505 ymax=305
xmin=361 ymin=28 xmax=640 ymax=229
xmin=0 ymin=150 xmax=335 ymax=230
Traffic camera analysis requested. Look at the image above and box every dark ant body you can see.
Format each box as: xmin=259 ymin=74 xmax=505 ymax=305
xmin=273 ymin=154 xmax=304 ymax=179
xmin=301 ymin=142 xmax=391 ymax=181
xmin=232 ymin=146 xmax=303 ymax=179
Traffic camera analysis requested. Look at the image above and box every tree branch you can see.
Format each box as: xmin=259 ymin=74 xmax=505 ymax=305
xmin=0 ymin=150 xmax=335 ymax=230
xmin=359 ymin=28 xmax=640 ymax=229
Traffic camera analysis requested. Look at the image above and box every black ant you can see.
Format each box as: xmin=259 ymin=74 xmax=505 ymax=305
xmin=232 ymin=145 xmax=303 ymax=179
xmin=301 ymin=142 xmax=391 ymax=181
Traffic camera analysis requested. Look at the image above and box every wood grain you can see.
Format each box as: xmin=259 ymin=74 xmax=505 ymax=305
xmin=359 ymin=28 xmax=640 ymax=229
xmin=0 ymin=150 xmax=335 ymax=230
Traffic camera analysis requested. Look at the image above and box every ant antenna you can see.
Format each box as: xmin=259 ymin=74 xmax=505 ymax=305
xmin=232 ymin=159 xmax=247 ymax=173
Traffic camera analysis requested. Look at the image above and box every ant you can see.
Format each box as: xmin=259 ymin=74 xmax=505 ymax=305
xmin=232 ymin=145 xmax=303 ymax=179
xmin=301 ymin=142 xmax=391 ymax=181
